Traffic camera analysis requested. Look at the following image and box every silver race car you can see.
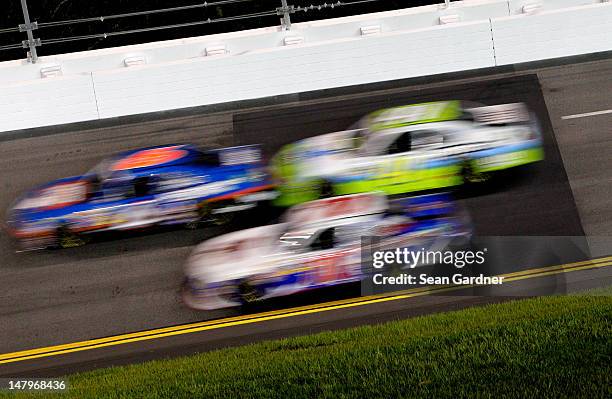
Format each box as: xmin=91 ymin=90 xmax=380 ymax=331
xmin=183 ymin=192 xmax=471 ymax=310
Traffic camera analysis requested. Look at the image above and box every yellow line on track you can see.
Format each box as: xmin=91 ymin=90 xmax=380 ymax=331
xmin=1 ymin=256 xmax=611 ymax=365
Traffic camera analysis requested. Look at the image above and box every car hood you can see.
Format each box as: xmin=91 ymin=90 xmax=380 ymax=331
xmin=7 ymin=175 xmax=90 ymax=224
xmin=185 ymin=223 xmax=291 ymax=285
xmin=274 ymin=130 xmax=361 ymax=180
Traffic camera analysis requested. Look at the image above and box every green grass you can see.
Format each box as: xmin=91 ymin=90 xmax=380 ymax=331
xmin=6 ymin=294 xmax=611 ymax=399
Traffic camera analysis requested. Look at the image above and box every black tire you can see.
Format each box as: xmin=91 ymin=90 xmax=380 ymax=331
xmin=318 ymin=180 xmax=334 ymax=199
xmin=208 ymin=200 xmax=237 ymax=226
xmin=238 ymin=279 xmax=265 ymax=306
xmin=185 ymin=202 xmax=209 ymax=230
xmin=185 ymin=201 xmax=235 ymax=229
xmin=461 ymin=160 xmax=492 ymax=185
xmin=56 ymin=225 xmax=88 ymax=249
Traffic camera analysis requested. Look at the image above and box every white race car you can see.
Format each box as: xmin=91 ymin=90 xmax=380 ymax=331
xmin=183 ymin=192 xmax=471 ymax=310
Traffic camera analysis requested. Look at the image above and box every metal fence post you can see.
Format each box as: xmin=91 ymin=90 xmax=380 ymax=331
xmin=278 ymin=0 xmax=293 ymax=31
xmin=19 ymin=0 xmax=40 ymax=63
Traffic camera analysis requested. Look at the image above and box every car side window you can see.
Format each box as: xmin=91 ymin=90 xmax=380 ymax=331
xmin=100 ymin=173 xmax=135 ymax=200
xmin=411 ymin=130 xmax=444 ymax=150
xmin=152 ymin=172 xmax=204 ymax=194
xmin=133 ymin=177 xmax=151 ymax=197
xmin=387 ymin=132 xmax=412 ymax=155
xmin=334 ymin=224 xmax=364 ymax=246
xmin=310 ymin=228 xmax=336 ymax=250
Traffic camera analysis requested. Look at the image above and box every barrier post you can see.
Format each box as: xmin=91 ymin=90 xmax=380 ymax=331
xmin=278 ymin=0 xmax=293 ymax=31
xmin=19 ymin=0 xmax=40 ymax=63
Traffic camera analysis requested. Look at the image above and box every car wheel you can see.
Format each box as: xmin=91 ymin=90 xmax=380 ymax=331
xmin=238 ymin=279 xmax=264 ymax=305
xmin=462 ymin=160 xmax=491 ymax=184
xmin=208 ymin=202 xmax=236 ymax=226
xmin=56 ymin=225 xmax=88 ymax=249
xmin=185 ymin=202 xmax=209 ymax=230
xmin=318 ymin=180 xmax=334 ymax=199
xmin=185 ymin=201 xmax=235 ymax=229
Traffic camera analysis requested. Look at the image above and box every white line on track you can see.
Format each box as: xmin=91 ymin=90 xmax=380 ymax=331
xmin=561 ymin=109 xmax=612 ymax=120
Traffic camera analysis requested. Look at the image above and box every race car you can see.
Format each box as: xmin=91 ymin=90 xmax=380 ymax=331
xmin=270 ymin=100 xmax=544 ymax=206
xmin=182 ymin=192 xmax=471 ymax=310
xmin=6 ymin=144 xmax=276 ymax=250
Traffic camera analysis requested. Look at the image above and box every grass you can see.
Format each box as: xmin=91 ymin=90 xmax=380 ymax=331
xmin=5 ymin=293 xmax=611 ymax=398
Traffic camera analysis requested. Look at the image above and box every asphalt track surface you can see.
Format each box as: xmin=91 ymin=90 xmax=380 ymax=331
xmin=0 ymin=56 xmax=611 ymax=376
xmin=2 ymin=260 xmax=611 ymax=377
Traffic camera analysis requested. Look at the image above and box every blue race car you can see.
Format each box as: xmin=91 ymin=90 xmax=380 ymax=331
xmin=6 ymin=144 xmax=276 ymax=250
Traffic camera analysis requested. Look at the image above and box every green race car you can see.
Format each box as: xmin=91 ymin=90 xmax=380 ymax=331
xmin=270 ymin=101 xmax=543 ymax=206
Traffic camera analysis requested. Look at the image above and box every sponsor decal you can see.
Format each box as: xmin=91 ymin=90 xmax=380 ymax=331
xmin=113 ymin=146 xmax=188 ymax=171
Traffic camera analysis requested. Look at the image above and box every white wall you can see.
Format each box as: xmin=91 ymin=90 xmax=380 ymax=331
xmin=506 ymin=0 xmax=602 ymax=14
xmin=0 ymin=0 xmax=610 ymax=133
xmin=0 ymin=1 xmax=510 ymax=84
xmin=0 ymin=75 xmax=99 ymax=132
xmin=91 ymin=22 xmax=495 ymax=119
xmin=492 ymin=3 xmax=612 ymax=65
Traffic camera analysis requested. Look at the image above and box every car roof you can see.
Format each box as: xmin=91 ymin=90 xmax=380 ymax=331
xmin=364 ymin=101 xmax=463 ymax=132
xmin=109 ymin=144 xmax=200 ymax=172
xmin=285 ymin=193 xmax=387 ymax=228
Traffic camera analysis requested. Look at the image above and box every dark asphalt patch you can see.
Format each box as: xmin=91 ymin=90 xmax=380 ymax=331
xmin=234 ymin=75 xmax=584 ymax=236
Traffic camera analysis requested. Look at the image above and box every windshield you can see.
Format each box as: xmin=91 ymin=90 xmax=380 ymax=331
xmin=86 ymin=158 xmax=115 ymax=183
xmin=351 ymin=128 xmax=370 ymax=153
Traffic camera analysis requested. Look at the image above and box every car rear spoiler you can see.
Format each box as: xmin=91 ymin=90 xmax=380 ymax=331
xmin=213 ymin=145 xmax=263 ymax=166
xmin=465 ymin=103 xmax=531 ymax=125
